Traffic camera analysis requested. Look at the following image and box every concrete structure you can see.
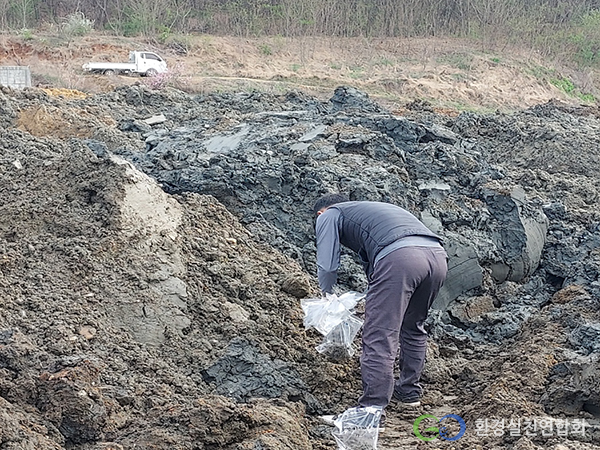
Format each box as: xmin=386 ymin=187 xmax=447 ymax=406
xmin=0 ymin=66 xmax=32 ymax=89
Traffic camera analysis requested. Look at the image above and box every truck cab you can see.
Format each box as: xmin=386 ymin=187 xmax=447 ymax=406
xmin=131 ymin=51 xmax=167 ymax=76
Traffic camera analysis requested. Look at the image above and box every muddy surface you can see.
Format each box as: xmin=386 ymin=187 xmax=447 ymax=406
xmin=1 ymin=84 xmax=600 ymax=449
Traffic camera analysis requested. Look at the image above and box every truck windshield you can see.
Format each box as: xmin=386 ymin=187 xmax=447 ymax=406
xmin=143 ymin=53 xmax=162 ymax=61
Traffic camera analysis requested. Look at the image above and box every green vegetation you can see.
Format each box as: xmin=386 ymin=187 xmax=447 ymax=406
xmin=525 ymin=64 xmax=555 ymax=80
xmin=259 ymin=43 xmax=273 ymax=56
xmin=61 ymin=12 xmax=94 ymax=38
xmin=374 ymin=58 xmax=394 ymax=67
xmin=437 ymin=53 xmax=474 ymax=71
xmin=0 ymin=1 xmax=592 ymax=42
xmin=20 ymin=28 xmax=34 ymax=40
xmin=158 ymin=25 xmax=172 ymax=44
xmin=551 ymin=77 xmax=596 ymax=103
xmin=348 ymin=66 xmax=364 ymax=79
xmin=579 ymin=93 xmax=596 ymax=102
xmin=450 ymin=73 xmax=471 ymax=82
xmin=551 ymin=77 xmax=576 ymax=95
xmin=113 ymin=15 xmax=144 ymax=37
xmin=568 ymin=11 xmax=600 ymax=67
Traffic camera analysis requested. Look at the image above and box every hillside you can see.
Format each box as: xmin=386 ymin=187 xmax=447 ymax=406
xmin=1 ymin=32 xmax=597 ymax=111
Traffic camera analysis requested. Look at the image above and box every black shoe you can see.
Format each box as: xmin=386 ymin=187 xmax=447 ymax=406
xmin=392 ymin=391 xmax=421 ymax=407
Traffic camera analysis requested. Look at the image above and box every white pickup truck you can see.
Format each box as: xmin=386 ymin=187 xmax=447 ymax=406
xmin=82 ymin=51 xmax=167 ymax=76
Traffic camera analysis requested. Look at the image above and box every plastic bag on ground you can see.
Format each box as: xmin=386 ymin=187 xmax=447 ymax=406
xmin=332 ymin=406 xmax=383 ymax=450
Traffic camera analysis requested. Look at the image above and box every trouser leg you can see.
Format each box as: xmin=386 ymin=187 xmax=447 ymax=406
xmin=395 ymin=247 xmax=448 ymax=399
xmin=358 ymin=246 xmax=447 ymax=407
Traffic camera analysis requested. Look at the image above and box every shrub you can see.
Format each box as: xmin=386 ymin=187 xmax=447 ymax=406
xmin=550 ymin=77 xmax=575 ymax=95
xmin=565 ymin=11 xmax=600 ymax=68
xmin=259 ymin=43 xmax=273 ymax=55
xmin=158 ymin=25 xmax=171 ymax=44
xmin=550 ymin=76 xmax=596 ymax=103
xmin=61 ymin=12 xmax=94 ymax=37
xmin=20 ymin=28 xmax=34 ymax=40
xmin=143 ymin=63 xmax=189 ymax=91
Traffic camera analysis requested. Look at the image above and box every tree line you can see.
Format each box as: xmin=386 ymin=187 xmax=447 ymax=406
xmin=2 ymin=0 xmax=600 ymax=66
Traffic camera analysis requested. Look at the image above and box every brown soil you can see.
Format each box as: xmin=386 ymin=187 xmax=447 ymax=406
xmin=1 ymin=32 xmax=596 ymax=111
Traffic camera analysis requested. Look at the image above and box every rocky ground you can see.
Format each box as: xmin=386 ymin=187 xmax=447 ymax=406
xmin=1 ymin=74 xmax=600 ymax=449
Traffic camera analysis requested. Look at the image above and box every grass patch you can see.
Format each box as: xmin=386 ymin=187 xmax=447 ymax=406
xmin=450 ymin=73 xmax=471 ymax=82
xmin=550 ymin=76 xmax=596 ymax=103
xmin=348 ymin=66 xmax=364 ymax=79
xmin=20 ymin=28 xmax=34 ymax=40
xmin=550 ymin=77 xmax=576 ymax=95
xmin=525 ymin=64 xmax=555 ymax=80
xmin=259 ymin=43 xmax=273 ymax=56
xmin=437 ymin=52 xmax=474 ymax=70
xmin=444 ymin=101 xmax=498 ymax=114
xmin=374 ymin=58 xmax=395 ymax=67
xmin=578 ymin=93 xmax=596 ymax=102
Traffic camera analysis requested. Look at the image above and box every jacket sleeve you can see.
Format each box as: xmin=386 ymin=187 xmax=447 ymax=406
xmin=315 ymin=209 xmax=341 ymax=294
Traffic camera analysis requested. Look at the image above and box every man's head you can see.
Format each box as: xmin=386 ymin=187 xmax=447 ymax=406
xmin=313 ymin=193 xmax=350 ymax=216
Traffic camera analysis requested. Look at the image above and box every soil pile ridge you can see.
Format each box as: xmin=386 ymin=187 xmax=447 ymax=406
xmin=1 ymin=84 xmax=599 ymax=449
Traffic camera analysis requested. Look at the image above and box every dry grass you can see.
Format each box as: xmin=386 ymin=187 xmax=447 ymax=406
xmin=0 ymin=32 xmax=597 ymax=111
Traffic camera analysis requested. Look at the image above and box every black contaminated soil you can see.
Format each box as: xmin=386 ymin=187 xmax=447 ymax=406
xmin=1 ymin=84 xmax=599 ymax=449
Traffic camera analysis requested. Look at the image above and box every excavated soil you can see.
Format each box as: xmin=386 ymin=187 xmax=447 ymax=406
xmin=1 ymin=55 xmax=600 ymax=450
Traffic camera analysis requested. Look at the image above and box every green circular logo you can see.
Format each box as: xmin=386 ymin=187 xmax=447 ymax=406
xmin=413 ymin=414 xmax=440 ymax=442
xmin=413 ymin=413 xmax=467 ymax=441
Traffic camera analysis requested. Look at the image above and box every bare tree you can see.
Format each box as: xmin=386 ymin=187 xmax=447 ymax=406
xmin=10 ymin=0 xmax=38 ymax=29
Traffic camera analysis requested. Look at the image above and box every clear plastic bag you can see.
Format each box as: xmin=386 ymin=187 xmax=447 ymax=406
xmin=332 ymin=406 xmax=383 ymax=450
xmin=301 ymin=297 xmax=350 ymax=336
xmin=301 ymin=292 xmax=365 ymax=359
xmin=301 ymin=291 xmax=364 ymax=335
xmin=335 ymin=291 xmax=365 ymax=311
xmin=316 ymin=315 xmax=364 ymax=360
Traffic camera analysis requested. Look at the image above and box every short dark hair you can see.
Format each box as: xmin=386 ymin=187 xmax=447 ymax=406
xmin=313 ymin=193 xmax=350 ymax=215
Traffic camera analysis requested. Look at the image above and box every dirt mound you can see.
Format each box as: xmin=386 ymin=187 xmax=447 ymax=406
xmin=1 ymin=83 xmax=600 ymax=449
xmin=0 ymin=106 xmax=346 ymax=448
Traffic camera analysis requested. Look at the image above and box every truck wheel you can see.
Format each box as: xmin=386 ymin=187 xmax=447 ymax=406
xmin=145 ymin=69 xmax=158 ymax=77
xmin=104 ymin=69 xmax=116 ymax=76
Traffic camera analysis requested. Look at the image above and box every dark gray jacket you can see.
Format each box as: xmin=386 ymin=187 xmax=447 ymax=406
xmin=315 ymin=201 xmax=442 ymax=293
